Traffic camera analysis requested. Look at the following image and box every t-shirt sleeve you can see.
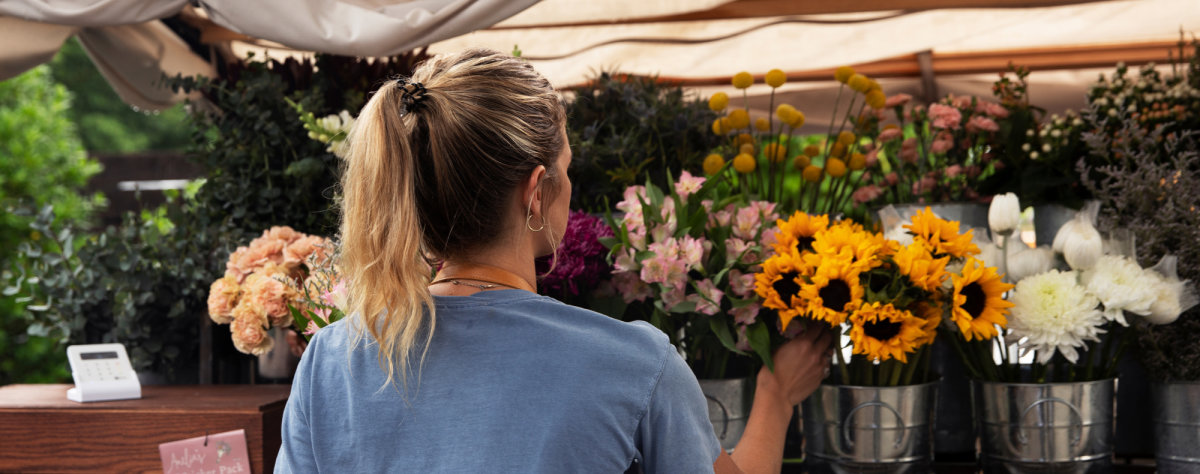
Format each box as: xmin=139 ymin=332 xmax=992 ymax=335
xmin=636 ymin=342 xmax=723 ymax=474
xmin=275 ymin=338 xmax=318 ymax=473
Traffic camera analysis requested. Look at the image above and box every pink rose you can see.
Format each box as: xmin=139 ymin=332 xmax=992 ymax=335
xmin=885 ymin=93 xmax=912 ymax=108
xmin=207 ymin=275 xmax=241 ymax=324
xmin=877 ymin=127 xmax=902 ymax=142
xmin=929 ymin=104 xmax=962 ymax=130
xmin=900 ymin=138 xmax=919 ymax=163
xmin=966 ymin=115 xmax=1000 ymax=133
xmin=977 ymin=100 xmax=1009 ymax=118
xmin=852 ymin=185 xmax=884 ymax=204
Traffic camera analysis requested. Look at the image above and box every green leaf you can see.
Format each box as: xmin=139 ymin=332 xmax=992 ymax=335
xmin=709 ymin=318 xmax=744 ymax=355
xmin=747 ymin=321 xmax=774 ymax=371
xmin=666 ymin=300 xmax=696 ymax=314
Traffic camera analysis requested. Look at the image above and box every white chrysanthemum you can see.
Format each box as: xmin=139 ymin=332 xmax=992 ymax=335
xmin=1079 ymin=255 xmax=1157 ymax=325
xmin=1008 ymin=270 xmax=1105 ymax=363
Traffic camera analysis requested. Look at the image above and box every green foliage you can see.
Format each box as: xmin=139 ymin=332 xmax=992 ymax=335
xmin=48 ymin=38 xmax=191 ymax=152
xmin=8 ymin=201 xmax=234 ymax=380
xmin=0 ymin=64 xmax=103 ymax=384
xmin=567 ymin=72 xmax=720 ymax=211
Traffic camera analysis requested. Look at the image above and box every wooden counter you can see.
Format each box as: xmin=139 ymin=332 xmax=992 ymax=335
xmin=0 ymin=384 xmax=291 ymax=473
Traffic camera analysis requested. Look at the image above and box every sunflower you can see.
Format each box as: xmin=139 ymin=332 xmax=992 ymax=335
xmin=849 ymin=302 xmax=926 ymax=363
xmin=950 ymin=258 xmax=1015 ymax=341
xmin=799 ymin=256 xmax=864 ymax=326
xmin=908 ymin=301 xmax=944 ymax=347
xmin=893 ymin=242 xmax=950 ymax=293
xmin=904 ymin=207 xmax=980 ymax=259
xmin=771 ymin=212 xmax=829 ymax=257
xmin=808 ymin=220 xmax=883 ymax=272
xmin=755 ymin=252 xmax=811 ymax=331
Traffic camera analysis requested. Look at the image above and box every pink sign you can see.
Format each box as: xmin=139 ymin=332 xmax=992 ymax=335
xmin=159 ymin=429 xmax=251 ymax=474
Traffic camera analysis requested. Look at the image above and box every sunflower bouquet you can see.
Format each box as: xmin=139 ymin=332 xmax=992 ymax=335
xmin=603 ymin=170 xmax=784 ymax=378
xmin=755 ymin=208 xmax=1012 ymax=386
xmin=704 ymin=66 xmax=886 ymax=216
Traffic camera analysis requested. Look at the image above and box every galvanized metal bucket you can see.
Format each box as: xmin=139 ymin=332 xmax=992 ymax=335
xmin=801 ymin=382 xmax=937 ymax=473
xmin=1153 ymin=382 xmax=1200 ymax=473
xmin=698 ymin=377 xmax=753 ymax=451
xmin=974 ymin=379 xmax=1114 ymax=473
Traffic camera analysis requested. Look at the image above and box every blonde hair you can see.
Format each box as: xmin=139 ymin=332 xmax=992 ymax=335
xmin=339 ymin=49 xmax=566 ymax=390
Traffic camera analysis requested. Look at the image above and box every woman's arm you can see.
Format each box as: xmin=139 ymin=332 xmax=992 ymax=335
xmin=714 ymin=327 xmax=833 ymax=474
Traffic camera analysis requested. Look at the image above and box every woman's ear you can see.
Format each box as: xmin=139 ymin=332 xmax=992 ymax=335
xmin=522 ymin=164 xmax=548 ymax=218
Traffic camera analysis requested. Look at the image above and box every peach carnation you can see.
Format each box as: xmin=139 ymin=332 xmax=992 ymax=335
xmin=230 ymin=312 xmax=274 ymax=356
xmin=264 ymin=226 xmax=302 ymax=244
xmin=283 ymin=235 xmax=330 ymax=267
xmin=243 ymin=268 xmax=296 ymax=328
xmin=929 ymin=104 xmax=962 ymax=130
xmin=207 ymin=275 xmax=241 ymax=324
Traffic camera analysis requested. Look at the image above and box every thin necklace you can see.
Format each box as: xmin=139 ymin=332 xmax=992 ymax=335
xmin=429 ymin=278 xmax=513 ymax=290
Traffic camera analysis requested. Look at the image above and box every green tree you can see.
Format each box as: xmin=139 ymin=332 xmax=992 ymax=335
xmin=0 ymin=64 xmax=103 ymax=384
xmin=49 ymin=38 xmax=191 ymax=152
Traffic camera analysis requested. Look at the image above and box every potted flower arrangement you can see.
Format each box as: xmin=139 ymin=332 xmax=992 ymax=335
xmin=603 ymin=168 xmax=781 ymax=449
xmin=1075 ymin=40 xmax=1200 ymax=472
xmin=207 ymin=226 xmax=332 ymax=378
xmin=946 ymin=193 xmax=1195 ymax=473
xmin=757 ymin=206 xmax=1009 ymax=471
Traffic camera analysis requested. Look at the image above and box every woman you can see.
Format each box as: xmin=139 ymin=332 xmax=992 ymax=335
xmin=276 ymin=49 xmax=832 ymax=473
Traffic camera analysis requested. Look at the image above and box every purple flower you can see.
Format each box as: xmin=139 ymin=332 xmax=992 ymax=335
xmin=537 ymin=211 xmax=615 ymax=298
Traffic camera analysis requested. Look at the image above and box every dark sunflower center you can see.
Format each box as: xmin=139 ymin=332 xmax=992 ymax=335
xmin=795 ymin=236 xmax=816 ymax=254
xmin=867 ymin=272 xmax=889 ymax=292
xmin=819 ymin=279 xmax=852 ymax=312
xmin=962 ymin=282 xmax=987 ymax=319
xmin=863 ymin=319 xmax=903 ymax=341
xmin=773 ymin=271 xmax=802 ymax=305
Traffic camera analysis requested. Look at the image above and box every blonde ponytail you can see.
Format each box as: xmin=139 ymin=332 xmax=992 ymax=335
xmin=338 ymin=49 xmax=566 ymax=392
xmin=340 ymin=81 xmax=435 ymax=391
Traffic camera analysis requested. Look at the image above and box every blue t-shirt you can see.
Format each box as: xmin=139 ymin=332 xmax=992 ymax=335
xmin=276 ymin=289 xmax=721 ymax=473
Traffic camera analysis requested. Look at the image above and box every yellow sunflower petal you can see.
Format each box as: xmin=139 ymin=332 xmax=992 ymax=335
xmin=950 ymin=258 xmax=1015 ymax=341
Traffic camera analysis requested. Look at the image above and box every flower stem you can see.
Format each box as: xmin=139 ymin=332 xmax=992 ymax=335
xmin=834 ymin=333 xmax=851 ymax=384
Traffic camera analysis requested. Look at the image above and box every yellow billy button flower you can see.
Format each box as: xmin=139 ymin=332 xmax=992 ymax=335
xmin=732 ymin=71 xmax=754 ymax=89
xmin=740 ymin=143 xmax=756 ymax=155
xmin=763 ymin=143 xmax=787 ymax=163
xmin=803 ymin=144 xmax=821 ymax=157
xmin=867 ymin=79 xmax=882 ymax=94
xmin=866 ymin=90 xmax=887 ymax=109
xmin=727 ymin=109 xmax=751 ymax=130
xmin=826 ymin=158 xmax=848 ymax=178
xmin=755 ymin=117 xmax=770 ymax=132
xmin=703 ymin=153 xmax=726 ymax=175
xmin=803 ymin=165 xmax=823 ymax=182
xmin=776 ymin=104 xmax=797 ymax=124
xmin=848 ymin=152 xmax=867 ymax=170
xmin=736 ymin=133 xmax=755 ymax=146
xmin=835 ymin=66 xmax=855 ymax=84
xmin=712 ymin=118 xmax=729 ymax=136
xmin=837 ymin=131 xmax=856 ymax=146
xmin=788 ymin=110 xmax=806 ymax=128
xmin=792 ymin=154 xmax=811 ymax=170
xmin=765 ymin=68 xmax=787 ymax=88
xmin=848 ymin=74 xmax=871 ymax=93
xmin=733 ymin=153 xmax=757 ymax=173
xmin=830 ymin=142 xmax=847 ymax=158
xmin=708 ymin=92 xmax=730 ymax=112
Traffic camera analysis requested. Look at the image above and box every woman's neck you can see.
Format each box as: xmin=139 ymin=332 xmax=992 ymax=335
xmin=432 ymin=246 xmax=538 ymax=295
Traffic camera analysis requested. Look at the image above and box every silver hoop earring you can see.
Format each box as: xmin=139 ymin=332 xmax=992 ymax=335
xmin=526 ymin=214 xmax=545 ymax=232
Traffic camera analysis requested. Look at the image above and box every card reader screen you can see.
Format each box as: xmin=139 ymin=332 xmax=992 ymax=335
xmin=80 ymin=351 xmax=118 ymax=360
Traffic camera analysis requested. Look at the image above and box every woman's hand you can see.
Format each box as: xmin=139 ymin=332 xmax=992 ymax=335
xmin=758 ymin=323 xmax=834 ymax=407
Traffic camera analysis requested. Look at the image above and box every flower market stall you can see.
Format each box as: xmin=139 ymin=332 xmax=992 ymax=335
xmin=3 ymin=0 xmax=1200 ymax=472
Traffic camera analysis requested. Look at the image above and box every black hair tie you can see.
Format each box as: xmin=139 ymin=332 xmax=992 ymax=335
xmin=395 ymin=78 xmax=428 ymax=115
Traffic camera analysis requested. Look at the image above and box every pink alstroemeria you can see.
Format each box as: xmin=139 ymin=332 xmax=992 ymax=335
xmin=674 ymin=171 xmax=706 ymax=203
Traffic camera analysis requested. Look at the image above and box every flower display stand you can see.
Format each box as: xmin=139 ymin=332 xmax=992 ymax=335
xmin=0 ymin=384 xmax=290 ymax=472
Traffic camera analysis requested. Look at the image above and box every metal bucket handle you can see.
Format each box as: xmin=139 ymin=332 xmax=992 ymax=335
xmin=841 ymin=401 xmax=907 ymax=450
xmin=705 ymin=394 xmax=730 ymax=440
xmin=1012 ymin=397 xmax=1084 ymax=449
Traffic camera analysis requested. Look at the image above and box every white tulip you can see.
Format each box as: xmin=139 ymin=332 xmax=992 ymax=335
xmin=1144 ymin=255 xmax=1200 ymax=325
xmin=1007 ymin=245 xmax=1056 ymax=282
xmin=1060 ymin=222 xmax=1103 ymax=270
xmin=988 ymin=193 xmax=1021 ymax=236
